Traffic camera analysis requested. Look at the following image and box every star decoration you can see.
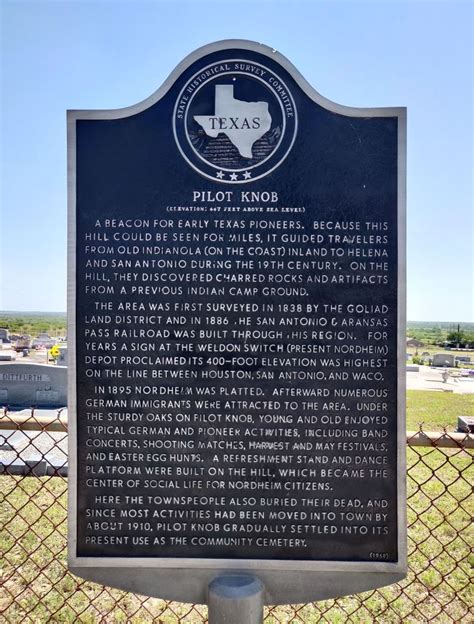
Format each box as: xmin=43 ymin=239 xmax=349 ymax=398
xmin=229 ymin=173 xmax=238 ymax=181
xmin=216 ymin=170 xmax=224 ymax=179
xmin=243 ymin=171 xmax=252 ymax=180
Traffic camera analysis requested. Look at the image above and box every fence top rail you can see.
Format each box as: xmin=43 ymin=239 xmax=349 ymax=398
xmin=406 ymin=430 xmax=474 ymax=449
xmin=1 ymin=409 xmax=473 ymax=448
xmin=0 ymin=409 xmax=67 ymax=432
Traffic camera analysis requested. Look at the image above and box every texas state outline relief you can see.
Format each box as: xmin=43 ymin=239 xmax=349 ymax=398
xmin=194 ymin=85 xmax=272 ymax=158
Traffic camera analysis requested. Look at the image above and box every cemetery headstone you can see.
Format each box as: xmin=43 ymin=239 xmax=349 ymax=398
xmin=457 ymin=416 xmax=474 ymax=433
xmin=0 ymin=363 xmax=67 ymax=407
xmin=432 ymin=353 xmax=455 ymax=367
xmin=57 ymin=346 xmax=68 ymax=366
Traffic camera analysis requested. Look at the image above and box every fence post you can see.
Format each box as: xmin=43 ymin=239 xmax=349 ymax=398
xmin=208 ymin=575 xmax=263 ymax=624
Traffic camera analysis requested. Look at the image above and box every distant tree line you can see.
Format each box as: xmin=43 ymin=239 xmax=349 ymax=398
xmin=0 ymin=313 xmax=67 ymax=337
xmin=407 ymin=322 xmax=474 ymax=348
xmin=1 ymin=314 xmax=473 ymax=346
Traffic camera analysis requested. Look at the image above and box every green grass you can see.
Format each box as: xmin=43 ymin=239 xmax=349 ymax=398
xmin=407 ymin=347 xmax=473 ymax=358
xmin=406 ymin=390 xmax=474 ymax=430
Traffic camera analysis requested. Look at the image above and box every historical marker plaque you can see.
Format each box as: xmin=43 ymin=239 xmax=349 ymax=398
xmin=68 ymin=40 xmax=406 ymax=604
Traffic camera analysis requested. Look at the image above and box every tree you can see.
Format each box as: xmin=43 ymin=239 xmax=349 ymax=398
xmin=446 ymin=327 xmax=474 ymax=348
xmin=447 ymin=329 xmax=465 ymax=345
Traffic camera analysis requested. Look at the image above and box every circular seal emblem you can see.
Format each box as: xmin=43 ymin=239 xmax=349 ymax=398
xmin=173 ymin=59 xmax=298 ymax=183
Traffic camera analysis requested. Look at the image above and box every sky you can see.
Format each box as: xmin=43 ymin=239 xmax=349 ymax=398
xmin=1 ymin=0 xmax=473 ymax=322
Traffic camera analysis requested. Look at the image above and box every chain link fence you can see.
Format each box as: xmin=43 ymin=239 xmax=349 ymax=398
xmin=1 ymin=408 xmax=472 ymax=623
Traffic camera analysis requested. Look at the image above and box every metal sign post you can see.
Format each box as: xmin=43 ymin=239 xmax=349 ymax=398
xmin=208 ymin=575 xmax=263 ymax=624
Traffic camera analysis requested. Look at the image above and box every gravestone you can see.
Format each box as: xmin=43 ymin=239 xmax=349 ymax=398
xmin=57 ymin=346 xmax=68 ymax=366
xmin=457 ymin=416 xmax=474 ymax=433
xmin=32 ymin=333 xmax=55 ymax=349
xmin=432 ymin=353 xmax=455 ymax=367
xmin=0 ymin=363 xmax=67 ymax=407
xmin=68 ymin=40 xmax=406 ymax=606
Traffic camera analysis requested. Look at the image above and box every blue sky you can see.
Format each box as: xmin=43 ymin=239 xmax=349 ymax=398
xmin=1 ymin=0 xmax=472 ymax=321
